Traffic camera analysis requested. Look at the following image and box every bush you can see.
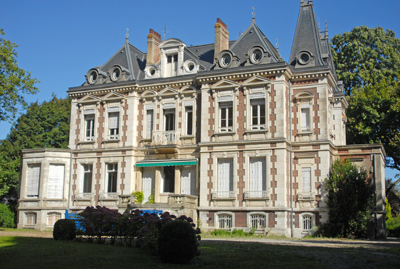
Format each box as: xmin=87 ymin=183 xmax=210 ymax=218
xmin=387 ymin=216 xmax=400 ymax=237
xmin=132 ymin=191 xmax=144 ymax=204
xmin=158 ymin=220 xmax=198 ymax=264
xmin=0 ymin=204 xmax=15 ymax=228
xmin=53 ymin=219 xmax=76 ymax=240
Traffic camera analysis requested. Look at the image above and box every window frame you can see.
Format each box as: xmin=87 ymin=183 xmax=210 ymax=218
xmin=26 ymin=212 xmax=37 ymax=226
xmin=106 ymin=163 xmax=118 ymax=193
xmin=164 ymin=108 xmax=176 ymax=132
xmin=82 ymin=164 xmax=93 ymax=193
xmin=47 ymin=212 xmax=61 ymax=226
xmin=219 ymin=101 xmax=233 ymax=132
xmin=248 ymin=213 xmax=267 ymax=230
xmin=185 ymin=105 xmax=193 ymax=136
xmin=108 ymin=111 xmax=120 ymax=139
xmin=248 ymin=157 xmax=267 ymax=198
xmin=84 ymin=113 xmax=95 ymax=141
xmin=250 ymin=99 xmax=266 ymax=130
xmin=26 ymin=164 xmax=41 ymax=198
xmin=217 ymin=213 xmax=234 ymax=229
xmin=300 ymin=213 xmax=314 ymax=232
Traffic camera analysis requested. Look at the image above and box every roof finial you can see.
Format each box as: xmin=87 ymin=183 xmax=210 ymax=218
xmin=325 ymin=20 xmax=329 ymax=35
xmin=252 ymin=6 xmax=255 ymax=23
xmin=125 ymin=28 xmax=129 ymax=43
xmin=163 ymin=25 xmax=167 ymax=40
xmin=276 ymin=38 xmax=279 ymax=51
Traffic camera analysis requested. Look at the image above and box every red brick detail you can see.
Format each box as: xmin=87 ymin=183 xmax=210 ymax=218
xmin=97 ymin=104 xmax=104 ymax=147
xmin=270 ymin=84 xmax=276 ymax=138
xmin=362 ymin=149 xmax=372 ymax=153
xmin=207 ymin=153 xmax=213 ymax=205
xmin=338 ymin=149 xmax=348 ymax=154
xmin=235 ymin=212 xmax=247 ymax=227
xmin=271 ymin=149 xmax=277 ymax=206
xmin=312 ymin=145 xmax=320 ymax=149
xmin=208 ymin=146 xmax=213 ymax=151
xmin=137 ymin=101 xmax=143 ymax=144
xmin=75 ymin=108 xmax=81 ymax=145
xmin=122 ymin=151 xmax=126 ymax=155
xmin=120 ymin=157 xmax=126 ymax=195
xmin=271 ymin=143 xmax=277 ymax=148
xmin=238 ymin=144 xmax=245 ymax=150
xmin=268 ymin=212 xmax=276 ymax=228
xmin=238 ymin=151 xmax=244 ymax=206
xmin=294 ymin=213 xmax=299 ymax=228
xmin=292 ymin=80 xmax=318 ymax=85
xmin=96 ymin=152 xmax=102 ymax=157
xmin=95 ymin=158 xmax=101 ymax=205
xmin=237 ymin=90 xmax=246 ymax=140
xmin=208 ymin=94 xmax=214 ymax=139
xmin=122 ymin=100 xmax=128 ymax=146
xmin=74 ymin=153 xmax=78 ymax=158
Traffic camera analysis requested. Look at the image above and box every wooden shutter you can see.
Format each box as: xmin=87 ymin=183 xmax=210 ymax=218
xmin=48 ymin=164 xmax=65 ymax=199
xmin=218 ymin=159 xmax=233 ymax=197
xmin=27 ymin=165 xmax=41 ymax=197
xmin=250 ymin=158 xmax=266 ymax=195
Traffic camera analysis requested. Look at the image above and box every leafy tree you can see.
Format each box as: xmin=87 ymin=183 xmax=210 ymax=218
xmin=0 ymin=96 xmax=70 ymax=210
xmin=323 ymin=159 xmax=374 ymax=238
xmin=331 ymin=26 xmax=400 ymax=171
xmin=0 ymin=28 xmax=39 ymax=122
xmin=0 ymin=203 xmax=14 ymax=227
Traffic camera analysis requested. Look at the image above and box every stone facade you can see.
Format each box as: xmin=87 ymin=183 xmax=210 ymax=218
xmin=17 ymin=1 xmax=386 ymax=238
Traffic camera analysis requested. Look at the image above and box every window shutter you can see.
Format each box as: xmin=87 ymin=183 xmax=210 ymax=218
xmin=181 ymin=167 xmax=195 ymax=195
xmin=142 ymin=168 xmax=155 ymax=203
xmin=302 ymin=167 xmax=311 ymax=192
xmin=301 ymin=107 xmax=310 ymax=130
xmin=146 ymin=110 xmax=153 ymax=138
xmin=218 ymin=159 xmax=233 ymax=196
xmin=109 ymin=112 xmax=119 ymax=129
xmin=27 ymin=165 xmax=41 ymax=197
xmin=48 ymin=164 xmax=65 ymax=199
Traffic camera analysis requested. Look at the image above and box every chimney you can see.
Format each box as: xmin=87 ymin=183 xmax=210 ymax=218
xmin=146 ymin=29 xmax=161 ymax=66
xmin=214 ymin=18 xmax=229 ymax=62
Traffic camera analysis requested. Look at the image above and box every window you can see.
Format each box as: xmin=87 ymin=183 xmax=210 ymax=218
xmin=48 ymin=164 xmax=64 ymax=199
xmin=219 ymin=102 xmax=233 ymax=132
xmin=185 ymin=106 xmax=193 ymax=135
xmin=108 ymin=112 xmax=119 ymax=139
xmin=301 ymin=106 xmax=311 ymax=131
xmin=303 ymin=215 xmax=313 ymax=231
xmin=166 ymin=54 xmax=178 ymax=77
xmin=107 ymin=164 xmax=118 ymax=193
xmin=164 ymin=109 xmax=175 ymax=131
xmin=26 ymin=213 xmax=36 ymax=226
xmin=146 ymin=109 xmax=154 ymax=139
xmin=85 ymin=114 xmax=95 ymax=141
xmin=249 ymin=157 xmax=267 ymax=197
xmin=27 ymin=165 xmax=41 ymax=198
xmin=47 ymin=212 xmax=61 ymax=226
xmin=250 ymin=214 xmax=266 ymax=229
xmin=142 ymin=167 xmax=155 ymax=203
xmin=218 ymin=214 xmax=232 ymax=229
xmin=162 ymin=166 xmax=175 ymax=193
xmin=251 ymin=99 xmax=266 ymax=130
xmin=82 ymin=164 xmax=93 ymax=193
xmin=181 ymin=166 xmax=195 ymax=195
xmin=302 ymin=167 xmax=311 ymax=193
xmin=218 ymin=159 xmax=233 ymax=198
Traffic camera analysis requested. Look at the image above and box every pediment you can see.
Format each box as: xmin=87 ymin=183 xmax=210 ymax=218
xmin=141 ymin=90 xmax=157 ymax=99
xmin=102 ymin=92 xmax=125 ymax=102
xmin=242 ymin=76 xmax=271 ymax=87
xmin=78 ymin=94 xmax=101 ymax=104
xmin=210 ymin=79 xmax=240 ymax=90
xmin=159 ymin=86 xmax=179 ymax=97
xmin=159 ymin=38 xmax=186 ymax=49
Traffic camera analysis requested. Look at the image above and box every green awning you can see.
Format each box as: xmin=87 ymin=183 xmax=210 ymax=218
xmin=136 ymin=159 xmax=197 ymax=167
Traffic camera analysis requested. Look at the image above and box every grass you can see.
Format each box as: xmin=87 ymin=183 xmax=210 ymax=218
xmin=1 ymin=230 xmax=400 ymax=268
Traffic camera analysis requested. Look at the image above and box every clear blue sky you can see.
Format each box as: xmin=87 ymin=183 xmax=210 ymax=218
xmin=1 ymin=0 xmax=399 ymax=179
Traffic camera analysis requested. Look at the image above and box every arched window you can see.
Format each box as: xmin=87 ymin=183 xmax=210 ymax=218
xmin=218 ymin=214 xmax=233 ymax=229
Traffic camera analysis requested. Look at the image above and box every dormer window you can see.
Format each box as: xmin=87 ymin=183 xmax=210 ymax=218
xmin=110 ymin=67 xmax=121 ymax=81
xmin=88 ymin=70 xmax=98 ymax=85
xmin=220 ymin=53 xmax=231 ymax=67
xmin=166 ymin=54 xmax=178 ymax=77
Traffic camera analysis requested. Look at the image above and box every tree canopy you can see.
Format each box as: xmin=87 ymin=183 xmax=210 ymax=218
xmin=0 ymin=96 xmax=70 ymax=200
xmin=0 ymin=28 xmax=39 ymax=122
xmin=331 ymin=26 xmax=400 ymax=171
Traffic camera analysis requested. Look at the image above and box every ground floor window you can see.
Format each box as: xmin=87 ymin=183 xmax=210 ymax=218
xmin=218 ymin=214 xmax=232 ymax=229
xmin=47 ymin=212 xmax=61 ymax=226
xmin=303 ymin=215 xmax=313 ymax=231
xmin=26 ymin=213 xmax=37 ymax=226
xmin=250 ymin=214 xmax=266 ymax=229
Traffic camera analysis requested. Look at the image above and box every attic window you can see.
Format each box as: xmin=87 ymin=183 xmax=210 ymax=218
xmin=111 ymin=67 xmax=121 ymax=81
xmin=298 ymin=51 xmax=312 ymax=65
xmin=220 ymin=53 xmax=231 ymax=68
xmin=88 ymin=70 xmax=98 ymax=84
xmin=250 ymin=48 xmax=263 ymax=64
xmin=184 ymin=60 xmax=196 ymax=73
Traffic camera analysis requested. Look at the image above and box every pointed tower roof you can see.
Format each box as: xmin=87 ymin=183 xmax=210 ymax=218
xmin=289 ymin=0 xmax=326 ymax=70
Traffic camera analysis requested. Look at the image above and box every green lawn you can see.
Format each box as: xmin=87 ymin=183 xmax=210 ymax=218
xmin=1 ymin=235 xmax=400 ymax=268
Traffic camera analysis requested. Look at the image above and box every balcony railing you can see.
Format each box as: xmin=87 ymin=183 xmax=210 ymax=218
xmin=212 ymin=191 xmax=235 ymax=200
xmin=75 ymin=193 xmax=93 ymax=200
xmin=298 ymin=192 xmax=315 ymax=201
xmin=152 ymin=131 xmax=180 ymax=145
xmin=244 ymin=191 xmax=268 ymax=199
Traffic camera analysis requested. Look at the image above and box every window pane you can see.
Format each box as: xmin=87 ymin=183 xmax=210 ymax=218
xmin=27 ymin=165 xmax=41 ymax=198
xmin=48 ymin=164 xmax=64 ymax=199
xmin=107 ymin=164 xmax=118 ymax=193
xmin=186 ymin=107 xmax=193 ymax=135
xmin=83 ymin=165 xmax=92 ymax=193
xmin=109 ymin=112 xmax=119 ymax=136
xmin=146 ymin=110 xmax=153 ymax=138
xmin=164 ymin=109 xmax=175 ymax=131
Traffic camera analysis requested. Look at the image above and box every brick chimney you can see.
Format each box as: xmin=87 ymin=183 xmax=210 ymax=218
xmin=214 ymin=18 xmax=229 ymax=62
xmin=146 ymin=29 xmax=161 ymax=66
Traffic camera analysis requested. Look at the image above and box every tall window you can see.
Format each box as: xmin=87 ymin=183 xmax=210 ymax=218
xmin=107 ymin=164 xmax=118 ymax=193
xmin=166 ymin=54 xmax=178 ymax=77
xmin=142 ymin=167 xmax=155 ymax=203
xmin=219 ymin=102 xmax=233 ymax=132
xmin=47 ymin=212 xmax=61 ymax=226
xmin=108 ymin=112 xmax=119 ymax=139
xmin=251 ymin=99 xmax=266 ymax=130
xmin=301 ymin=106 xmax=311 ymax=131
xmin=250 ymin=214 xmax=266 ymax=229
xmin=249 ymin=157 xmax=266 ymax=197
xmin=85 ymin=114 xmax=95 ymax=141
xmin=218 ymin=159 xmax=233 ymax=198
xmin=48 ymin=164 xmax=65 ymax=199
xmin=164 ymin=109 xmax=175 ymax=131
xmin=185 ymin=106 xmax=193 ymax=135
xmin=303 ymin=215 xmax=313 ymax=231
xmin=302 ymin=167 xmax=311 ymax=193
xmin=218 ymin=214 xmax=232 ymax=229
xmin=27 ymin=165 xmax=41 ymax=198
xmin=146 ymin=109 xmax=154 ymax=139
xmin=26 ymin=213 xmax=36 ymax=226
xmin=83 ymin=164 xmax=93 ymax=193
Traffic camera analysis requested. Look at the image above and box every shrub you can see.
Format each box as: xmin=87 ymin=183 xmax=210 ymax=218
xmin=158 ymin=220 xmax=198 ymax=264
xmin=0 ymin=204 xmax=14 ymax=228
xmin=387 ymin=216 xmax=400 ymax=237
xmin=53 ymin=219 xmax=76 ymax=240
xmin=132 ymin=191 xmax=144 ymax=204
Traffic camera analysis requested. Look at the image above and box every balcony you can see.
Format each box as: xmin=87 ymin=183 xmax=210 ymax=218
xmin=298 ymin=192 xmax=315 ymax=201
xmin=211 ymin=191 xmax=235 ymax=200
xmin=150 ymin=131 xmax=180 ymax=153
xmin=244 ymin=191 xmax=269 ymax=200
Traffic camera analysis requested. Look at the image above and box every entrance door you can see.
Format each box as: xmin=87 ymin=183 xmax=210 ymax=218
xmin=142 ymin=167 xmax=155 ymax=203
xmin=162 ymin=166 xmax=175 ymax=193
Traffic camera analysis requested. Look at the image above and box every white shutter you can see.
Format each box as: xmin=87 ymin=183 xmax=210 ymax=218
xmin=181 ymin=167 xmax=195 ymax=195
xmin=142 ymin=167 xmax=155 ymax=203
xmin=302 ymin=167 xmax=311 ymax=192
xmin=218 ymin=159 xmax=233 ymax=197
xmin=109 ymin=112 xmax=119 ymax=129
xmin=27 ymin=165 xmax=41 ymax=197
xmin=48 ymin=164 xmax=65 ymax=199
xmin=146 ymin=110 xmax=153 ymax=138
xmin=301 ymin=107 xmax=310 ymax=131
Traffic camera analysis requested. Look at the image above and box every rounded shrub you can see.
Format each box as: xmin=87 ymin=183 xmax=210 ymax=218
xmin=0 ymin=204 xmax=15 ymax=228
xmin=53 ymin=219 xmax=76 ymax=241
xmin=158 ymin=220 xmax=198 ymax=264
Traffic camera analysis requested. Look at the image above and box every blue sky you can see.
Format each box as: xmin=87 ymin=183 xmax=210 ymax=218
xmin=1 ymin=0 xmax=400 ymax=179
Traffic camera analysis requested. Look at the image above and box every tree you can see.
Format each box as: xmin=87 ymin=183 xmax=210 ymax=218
xmin=0 ymin=96 xmax=70 ymax=211
xmin=331 ymin=26 xmax=400 ymax=171
xmin=323 ymin=159 xmax=374 ymax=238
xmin=0 ymin=28 xmax=39 ymax=122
